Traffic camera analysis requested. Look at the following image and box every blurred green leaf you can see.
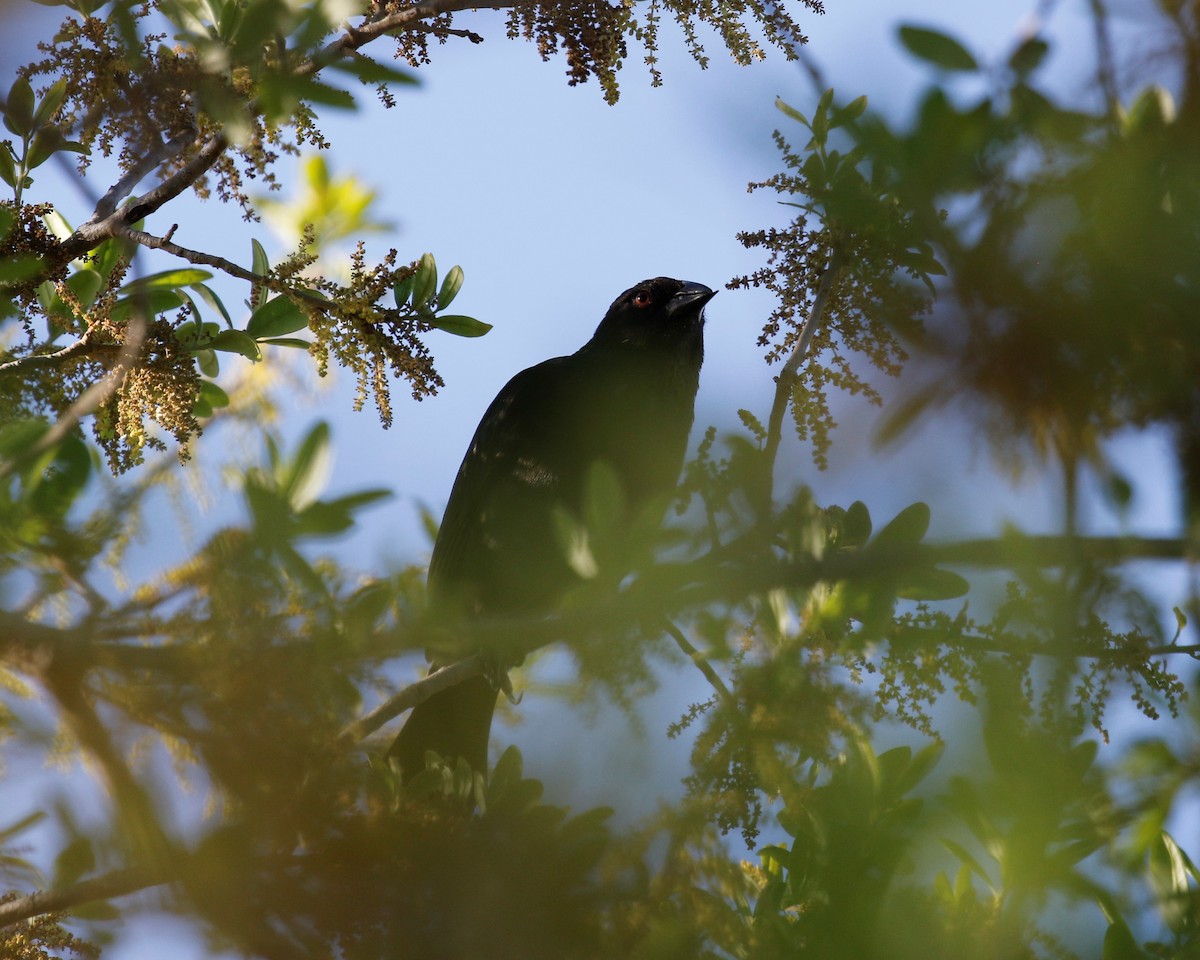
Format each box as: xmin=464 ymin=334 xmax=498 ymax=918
xmin=872 ymin=501 xmax=931 ymax=546
xmin=52 ymin=836 xmax=94 ymax=888
xmin=898 ymin=25 xmax=979 ymax=71
xmin=328 ymin=55 xmax=419 ymax=87
xmin=1008 ymin=37 xmax=1049 ymax=77
xmin=897 ymin=567 xmax=969 ymax=601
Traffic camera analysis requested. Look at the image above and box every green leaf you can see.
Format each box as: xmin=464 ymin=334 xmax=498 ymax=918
xmin=0 ymin=253 xmax=44 ymax=286
xmin=53 ymin=836 xmax=94 ymax=888
xmin=293 ymin=501 xmax=354 ymax=537
xmin=196 ymin=348 xmax=219 ymax=377
xmin=197 ymin=380 xmax=230 ymax=410
xmin=66 ymin=268 xmax=103 ymax=308
xmin=121 ymin=268 xmax=214 ymax=292
xmin=1124 ymin=85 xmax=1175 ymax=132
xmin=208 ymin=329 xmax=261 ymax=361
xmin=411 ymin=252 xmax=437 ymax=309
xmin=437 ymin=264 xmax=464 ymax=310
xmin=874 ymin=383 xmax=944 ymax=447
xmin=329 ymin=56 xmax=419 ymax=86
xmin=110 ymin=290 xmax=184 ymax=320
xmin=775 ymin=96 xmax=809 ymax=128
xmin=393 ymin=271 xmax=414 ymax=308
xmin=0 ymin=144 xmax=18 ymax=187
xmin=31 ymin=78 xmax=68 ymax=128
xmin=1008 ymin=36 xmax=1050 ymax=77
xmin=247 ymin=295 xmax=307 ymax=339
xmin=258 ymin=337 xmax=309 ymax=349
xmin=894 ymin=740 xmax=945 ymax=795
xmin=898 ymin=25 xmax=979 ymax=72
xmin=192 ymin=282 xmax=233 ymax=327
xmin=93 ymin=235 xmax=134 ymax=279
xmin=842 ymin=500 xmax=872 ymax=548
xmin=31 ymin=431 xmax=92 ymax=521
xmin=940 ymin=838 xmax=991 ymax=883
xmin=811 ymin=87 xmax=835 ymax=145
xmin=250 ymin=238 xmax=270 ymax=305
xmin=872 ymin=501 xmax=931 ymax=546
xmin=322 ymin=488 xmax=392 ymax=514
xmin=430 ymin=314 xmax=491 ymax=338
xmin=286 ymin=76 xmax=356 ymax=110
xmin=42 ymin=208 xmax=73 ymax=241
xmin=4 ymin=76 xmax=35 ymax=136
xmin=896 ymin=567 xmax=970 ymax=601
xmin=283 ymin=420 xmax=332 ymax=511
xmin=27 ymin=126 xmax=66 ymax=169
xmin=1101 ymin=919 xmax=1144 ymax=960
xmin=834 ymin=94 xmax=868 ymax=126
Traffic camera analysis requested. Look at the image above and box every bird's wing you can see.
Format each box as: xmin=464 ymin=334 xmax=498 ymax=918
xmin=427 ymin=356 xmax=575 ymax=612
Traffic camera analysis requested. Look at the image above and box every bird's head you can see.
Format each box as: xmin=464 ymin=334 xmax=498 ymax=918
xmin=589 ymin=277 xmax=715 ymax=355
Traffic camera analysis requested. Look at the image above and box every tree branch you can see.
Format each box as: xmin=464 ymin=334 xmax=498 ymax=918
xmin=56 ymin=135 xmax=228 ymax=264
xmin=311 ymin=0 xmax=520 ymax=73
xmin=52 ymin=0 xmax=517 ymax=267
xmin=0 ymin=865 xmax=171 ymax=929
xmin=91 ymin=128 xmax=200 ymax=223
xmin=336 ymin=654 xmax=485 ymax=748
xmin=0 ymin=312 xmax=146 ymax=482
xmin=115 ymin=224 xmax=331 ymax=312
xmin=663 ymin=617 xmax=733 ymax=703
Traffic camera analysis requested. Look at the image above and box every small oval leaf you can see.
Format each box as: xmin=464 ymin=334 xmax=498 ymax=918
xmin=208 ymin=329 xmax=261 ymax=361
xmin=430 ymin=314 xmax=491 ymax=338
xmin=247 ymin=295 xmax=307 ymax=338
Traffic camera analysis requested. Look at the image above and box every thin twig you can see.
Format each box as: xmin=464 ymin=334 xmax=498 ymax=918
xmin=662 ymin=617 xmax=733 ymax=703
xmin=57 ymin=135 xmax=228 ymax=263
xmin=114 ymin=224 xmax=331 ymax=312
xmin=0 ymin=327 xmax=119 ymax=377
xmin=762 ymin=248 xmax=846 ymax=492
xmin=92 ymin=128 xmax=199 ymax=222
xmin=309 ymin=0 xmax=519 ymax=74
xmin=1087 ymin=0 xmax=1121 ymax=124
xmin=335 ymin=654 xmax=485 ymax=748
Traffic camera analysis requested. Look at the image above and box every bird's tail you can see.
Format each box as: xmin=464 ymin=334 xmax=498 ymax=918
xmin=387 ymin=673 xmax=498 ymax=782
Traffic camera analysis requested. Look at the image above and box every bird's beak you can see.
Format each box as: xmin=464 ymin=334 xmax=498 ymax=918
xmin=666 ymin=281 xmax=717 ymax=319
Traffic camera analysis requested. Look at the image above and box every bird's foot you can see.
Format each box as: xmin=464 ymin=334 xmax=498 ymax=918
xmin=480 ymin=654 xmax=522 ymax=705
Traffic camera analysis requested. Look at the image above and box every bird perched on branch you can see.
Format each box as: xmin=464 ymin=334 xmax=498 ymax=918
xmin=389 ymin=277 xmax=715 ymax=780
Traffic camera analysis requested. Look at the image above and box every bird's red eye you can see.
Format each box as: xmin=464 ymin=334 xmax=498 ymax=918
xmin=633 ymin=291 xmax=652 ymax=308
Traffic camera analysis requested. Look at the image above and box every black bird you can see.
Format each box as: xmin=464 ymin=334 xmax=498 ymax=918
xmin=389 ymin=277 xmax=715 ymax=779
